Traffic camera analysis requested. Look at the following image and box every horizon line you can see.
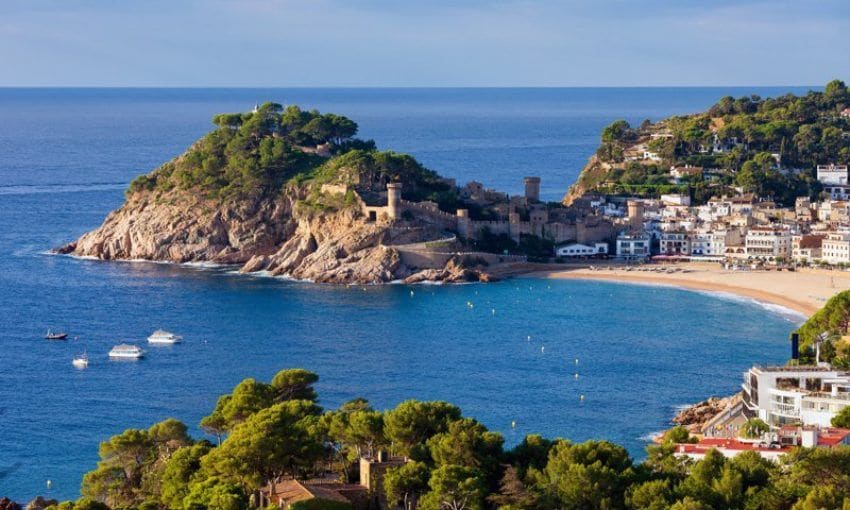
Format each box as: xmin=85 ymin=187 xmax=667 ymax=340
xmin=0 ymin=84 xmax=824 ymax=90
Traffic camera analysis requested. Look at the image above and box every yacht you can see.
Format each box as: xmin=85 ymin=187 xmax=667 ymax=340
xmin=108 ymin=344 xmax=145 ymax=359
xmin=72 ymin=353 xmax=89 ymax=369
xmin=147 ymin=330 xmax=183 ymax=344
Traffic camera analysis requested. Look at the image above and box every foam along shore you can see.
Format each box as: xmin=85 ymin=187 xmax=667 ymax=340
xmin=539 ymin=262 xmax=850 ymax=318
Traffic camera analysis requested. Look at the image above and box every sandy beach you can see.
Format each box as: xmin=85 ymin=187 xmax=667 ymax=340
xmin=534 ymin=262 xmax=850 ymax=318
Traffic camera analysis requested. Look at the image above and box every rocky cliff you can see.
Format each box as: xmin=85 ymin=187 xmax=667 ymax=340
xmin=58 ymin=185 xmax=493 ymax=284
xmin=56 ymin=102 xmax=500 ymax=284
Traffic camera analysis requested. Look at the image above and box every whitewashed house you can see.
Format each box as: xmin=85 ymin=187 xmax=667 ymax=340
xmin=554 ymin=242 xmax=608 ymax=258
xmin=817 ymin=164 xmax=849 ymax=185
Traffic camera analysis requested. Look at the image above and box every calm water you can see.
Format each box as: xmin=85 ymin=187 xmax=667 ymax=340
xmin=0 ymin=88 xmax=808 ymax=501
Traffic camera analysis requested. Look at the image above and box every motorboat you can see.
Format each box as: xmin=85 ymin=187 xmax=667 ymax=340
xmin=147 ymin=330 xmax=183 ymax=344
xmin=108 ymin=344 xmax=145 ymax=359
xmin=45 ymin=330 xmax=68 ymax=340
xmin=72 ymin=353 xmax=89 ymax=369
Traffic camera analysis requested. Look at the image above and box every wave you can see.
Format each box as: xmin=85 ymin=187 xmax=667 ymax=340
xmin=690 ymin=289 xmax=806 ymax=323
xmin=639 ymin=430 xmax=665 ymax=442
xmin=0 ymin=182 xmax=126 ymax=195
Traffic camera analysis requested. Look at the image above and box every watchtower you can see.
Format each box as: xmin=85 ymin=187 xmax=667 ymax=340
xmin=387 ymin=183 xmax=403 ymax=220
xmin=524 ymin=177 xmax=541 ymax=203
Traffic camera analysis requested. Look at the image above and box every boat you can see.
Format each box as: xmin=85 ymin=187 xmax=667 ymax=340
xmin=108 ymin=344 xmax=145 ymax=359
xmin=72 ymin=353 xmax=89 ymax=369
xmin=44 ymin=330 xmax=68 ymax=340
xmin=147 ymin=330 xmax=183 ymax=344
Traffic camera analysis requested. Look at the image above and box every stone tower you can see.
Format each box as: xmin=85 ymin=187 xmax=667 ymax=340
xmin=627 ymin=200 xmax=644 ymax=227
xmin=456 ymin=209 xmax=471 ymax=239
xmin=524 ymin=177 xmax=541 ymax=203
xmin=387 ymin=182 xmax=403 ymax=220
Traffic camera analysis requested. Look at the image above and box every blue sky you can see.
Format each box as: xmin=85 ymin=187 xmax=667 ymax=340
xmin=1 ymin=0 xmax=848 ymax=87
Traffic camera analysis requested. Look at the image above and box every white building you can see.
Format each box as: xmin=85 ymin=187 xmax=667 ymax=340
xmin=824 ymin=184 xmax=850 ymax=201
xmin=659 ymin=231 xmax=690 ymax=255
xmin=817 ymin=164 xmax=849 ymax=185
xmin=660 ymin=194 xmax=691 ymax=207
xmin=822 ymin=232 xmax=850 ymax=264
xmin=554 ymin=242 xmax=608 ymax=258
xmin=745 ymin=226 xmax=792 ymax=260
xmin=615 ymin=234 xmax=651 ymax=260
xmin=742 ymin=365 xmax=850 ymax=428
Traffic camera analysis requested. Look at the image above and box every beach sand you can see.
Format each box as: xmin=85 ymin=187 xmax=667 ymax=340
xmin=533 ymin=263 xmax=850 ymax=317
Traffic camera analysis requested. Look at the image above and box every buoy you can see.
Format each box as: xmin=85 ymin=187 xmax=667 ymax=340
xmin=574 ymin=373 xmax=579 ymax=380
xmin=46 ymin=480 xmax=52 ymax=490
xmin=410 ymin=290 xmax=414 ymax=297
xmin=541 ymin=346 xmax=545 ymax=353
xmin=575 ymin=358 xmax=579 ymax=365
xmin=511 ymin=420 xmax=516 ymax=429
xmin=580 ymin=394 xmax=585 ymax=401
xmin=527 ymin=335 xmax=531 ymax=341
xmin=491 ymin=309 xmax=496 ymax=315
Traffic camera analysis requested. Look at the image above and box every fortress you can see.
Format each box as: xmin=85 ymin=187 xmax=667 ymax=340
xmin=346 ymin=176 xmax=617 ymax=246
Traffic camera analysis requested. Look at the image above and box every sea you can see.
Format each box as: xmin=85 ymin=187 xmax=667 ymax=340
xmin=0 ymin=87 xmax=813 ymax=501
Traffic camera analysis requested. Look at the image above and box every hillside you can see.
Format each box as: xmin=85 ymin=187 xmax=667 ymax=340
xmin=57 ymin=103 xmax=488 ymax=284
xmin=795 ymin=290 xmax=850 ymax=367
xmin=565 ymin=80 xmax=850 ymax=206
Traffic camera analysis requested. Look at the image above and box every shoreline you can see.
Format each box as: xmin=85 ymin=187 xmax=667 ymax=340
xmin=523 ymin=261 xmax=850 ymax=319
xmin=544 ymin=270 xmax=815 ymax=317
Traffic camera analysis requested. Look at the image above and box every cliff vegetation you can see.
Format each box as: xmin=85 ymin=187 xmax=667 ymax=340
xmin=567 ymin=80 xmax=850 ymax=206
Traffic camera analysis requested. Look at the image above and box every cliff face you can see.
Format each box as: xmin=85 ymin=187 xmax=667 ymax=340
xmin=561 ymin=155 xmax=611 ymax=206
xmin=58 ymin=186 xmax=489 ymax=284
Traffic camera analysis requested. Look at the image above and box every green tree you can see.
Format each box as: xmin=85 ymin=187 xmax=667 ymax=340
xmin=384 ymin=400 xmax=462 ymax=459
xmin=200 ymin=400 xmax=322 ymax=490
xmin=270 ymin=369 xmax=319 ymax=402
xmin=384 ymin=461 xmax=431 ymax=510
xmin=419 ymin=465 xmax=487 ymax=510
xmin=427 ymin=418 xmax=504 ymax=475
xmin=625 ymin=479 xmax=672 ymax=510
xmin=160 ymin=442 xmax=212 ymax=509
xmin=183 ymin=476 xmax=247 ymax=510
xmin=832 ymin=406 xmax=850 ymax=428
xmin=544 ymin=440 xmax=634 ymax=509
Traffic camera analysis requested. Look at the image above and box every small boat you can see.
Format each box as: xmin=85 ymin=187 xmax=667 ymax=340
xmin=72 ymin=353 xmax=89 ymax=369
xmin=147 ymin=330 xmax=183 ymax=344
xmin=108 ymin=344 xmax=145 ymax=359
xmin=44 ymin=330 xmax=68 ymax=340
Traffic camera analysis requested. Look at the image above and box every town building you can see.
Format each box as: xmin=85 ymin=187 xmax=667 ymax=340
xmin=675 ymin=428 xmax=850 ymax=462
xmin=822 ymin=232 xmax=850 ymax=264
xmin=659 ymin=231 xmax=690 ymax=255
xmin=792 ymin=234 xmax=825 ymax=263
xmin=615 ymin=233 xmax=651 ymax=260
xmin=745 ymin=226 xmax=792 ymax=261
xmin=741 ymin=365 xmax=850 ymax=428
xmin=817 ymin=164 xmax=849 ymax=185
xmin=554 ymin=242 xmax=609 ymax=258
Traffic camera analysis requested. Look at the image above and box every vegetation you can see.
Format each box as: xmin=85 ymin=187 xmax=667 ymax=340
xmin=37 ymin=367 xmax=850 ymax=509
xmin=587 ymin=80 xmax=850 ymax=206
xmin=126 ymin=103 xmax=459 ymax=210
xmin=794 ymin=290 xmax=850 ymax=366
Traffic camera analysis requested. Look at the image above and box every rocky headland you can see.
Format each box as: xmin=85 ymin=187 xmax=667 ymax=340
xmin=57 ymin=103 xmax=520 ymax=284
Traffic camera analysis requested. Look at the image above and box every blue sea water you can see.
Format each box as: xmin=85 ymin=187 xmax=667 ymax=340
xmin=0 ymin=87 xmax=811 ymax=501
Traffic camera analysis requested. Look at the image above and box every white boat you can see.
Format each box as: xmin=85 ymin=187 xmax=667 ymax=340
xmin=109 ymin=344 xmax=145 ymax=359
xmin=147 ymin=330 xmax=183 ymax=344
xmin=72 ymin=353 xmax=89 ymax=369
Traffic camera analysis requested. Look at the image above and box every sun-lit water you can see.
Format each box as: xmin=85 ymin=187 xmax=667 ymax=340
xmin=0 ymin=88 xmax=808 ymax=501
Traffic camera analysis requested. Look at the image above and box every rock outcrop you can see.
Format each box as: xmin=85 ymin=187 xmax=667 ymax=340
xmin=672 ymin=395 xmax=736 ymax=433
xmin=0 ymin=498 xmax=22 ymax=510
xmin=58 ymin=186 xmax=492 ymax=285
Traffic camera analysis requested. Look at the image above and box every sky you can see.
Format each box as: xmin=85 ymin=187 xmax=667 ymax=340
xmin=1 ymin=0 xmax=849 ymax=87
